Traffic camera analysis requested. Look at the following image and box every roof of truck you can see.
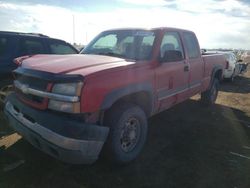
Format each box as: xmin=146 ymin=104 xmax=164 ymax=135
xmin=103 ymin=27 xmax=194 ymax=33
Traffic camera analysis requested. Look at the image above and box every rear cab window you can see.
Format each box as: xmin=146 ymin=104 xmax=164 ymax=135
xmin=183 ymin=32 xmax=200 ymax=59
xmin=48 ymin=40 xmax=78 ymax=54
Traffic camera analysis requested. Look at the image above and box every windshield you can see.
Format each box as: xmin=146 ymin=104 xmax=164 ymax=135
xmin=81 ymin=30 xmax=156 ymax=61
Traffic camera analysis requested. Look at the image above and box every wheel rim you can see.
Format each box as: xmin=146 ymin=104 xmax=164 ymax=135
xmin=120 ymin=117 xmax=141 ymax=153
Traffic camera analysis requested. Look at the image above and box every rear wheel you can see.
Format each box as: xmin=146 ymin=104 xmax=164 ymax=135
xmin=201 ymin=78 xmax=219 ymax=105
xmin=103 ymin=103 xmax=148 ymax=164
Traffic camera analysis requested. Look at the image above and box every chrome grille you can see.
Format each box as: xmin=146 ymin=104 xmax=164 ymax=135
xmin=15 ymin=74 xmax=48 ymax=91
xmin=14 ymin=73 xmax=49 ymax=104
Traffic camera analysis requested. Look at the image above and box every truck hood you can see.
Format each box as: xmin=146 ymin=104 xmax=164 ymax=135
xmin=20 ymin=54 xmax=135 ymax=76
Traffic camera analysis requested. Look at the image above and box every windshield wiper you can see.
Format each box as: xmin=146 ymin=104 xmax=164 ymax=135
xmin=97 ymin=52 xmax=124 ymax=58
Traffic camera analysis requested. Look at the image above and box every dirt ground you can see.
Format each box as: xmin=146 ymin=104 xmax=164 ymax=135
xmin=1 ymin=69 xmax=250 ymax=188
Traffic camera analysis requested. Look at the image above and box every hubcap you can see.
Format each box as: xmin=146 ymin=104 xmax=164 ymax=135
xmin=120 ymin=117 xmax=141 ymax=153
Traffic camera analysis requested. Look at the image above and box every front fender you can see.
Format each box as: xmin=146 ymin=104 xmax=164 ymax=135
xmin=101 ymin=83 xmax=153 ymax=111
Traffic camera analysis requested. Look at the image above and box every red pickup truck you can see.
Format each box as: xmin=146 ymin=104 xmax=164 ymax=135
xmin=4 ymin=27 xmax=226 ymax=164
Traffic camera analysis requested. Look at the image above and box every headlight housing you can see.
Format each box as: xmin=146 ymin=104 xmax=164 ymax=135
xmin=48 ymin=82 xmax=83 ymax=113
xmin=48 ymin=100 xmax=80 ymax=113
xmin=52 ymin=82 xmax=83 ymax=96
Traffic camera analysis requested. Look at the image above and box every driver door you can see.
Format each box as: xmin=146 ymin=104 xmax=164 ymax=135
xmin=155 ymin=31 xmax=190 ymax=112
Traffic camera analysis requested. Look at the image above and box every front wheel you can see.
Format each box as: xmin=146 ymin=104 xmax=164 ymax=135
xmin=201 ymin=78 xmax=219 ymax=106
xmin=103 ymin=103 xmax=148 ymax=164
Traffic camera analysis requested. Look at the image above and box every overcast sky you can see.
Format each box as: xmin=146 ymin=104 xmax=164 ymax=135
xmin=0 ymin=0 xmax=250 ymax=49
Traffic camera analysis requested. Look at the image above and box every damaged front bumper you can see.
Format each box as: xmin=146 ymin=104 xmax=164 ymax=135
xmin=4 ymin=93 xmax=109 ymax=164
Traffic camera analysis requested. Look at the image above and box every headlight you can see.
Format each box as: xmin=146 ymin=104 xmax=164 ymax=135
xmin=52 ymin=82 xmax=83 ymax=96
xmin=48 ymin=82 xmax=83 ymax=113
xmin=48 ymin=100 xmax=80 ymax=113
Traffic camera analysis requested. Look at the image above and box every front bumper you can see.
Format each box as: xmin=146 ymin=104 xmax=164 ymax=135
xmin=4 ymin=93 xmax=109 ymax=164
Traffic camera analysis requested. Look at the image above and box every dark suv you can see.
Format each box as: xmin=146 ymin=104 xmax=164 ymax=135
xmin=0 ymin=31 xmax=79 ymax=103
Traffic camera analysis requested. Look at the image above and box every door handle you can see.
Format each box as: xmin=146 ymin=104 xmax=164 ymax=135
xmin=184 ymin=65 xmax=189 ymax=72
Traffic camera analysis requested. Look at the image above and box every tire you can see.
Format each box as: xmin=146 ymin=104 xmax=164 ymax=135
xmin=103 ymin=103 xmax=148 ymax=164
xmin=201 ymin=78 xmax=219 ymax=106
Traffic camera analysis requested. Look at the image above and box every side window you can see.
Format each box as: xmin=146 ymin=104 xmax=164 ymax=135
xmin=19 ymin=38 xmax=45 ymax=56
xmin=0 ymin=37 xmax=9 ymax=57
xmin=49 ymin=41 xmax=77 ymax=54
xmin=183 ymin=32 xmax=200 ymax=59
xmin=160 ymin=32 xmax=184 ymax=62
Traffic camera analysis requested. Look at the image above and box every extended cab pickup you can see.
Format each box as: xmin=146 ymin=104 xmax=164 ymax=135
xmin=4 ymin=27 xmax=226 ymax=164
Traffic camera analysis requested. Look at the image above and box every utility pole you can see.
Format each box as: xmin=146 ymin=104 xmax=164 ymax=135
xmin=72 ymin=14 xmax=75 ymax=44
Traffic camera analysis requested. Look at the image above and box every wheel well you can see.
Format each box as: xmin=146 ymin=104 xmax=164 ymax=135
xmin=105 ymin=91 xmax=152 ymax=118
xmin=214 ymin=69 xmax=223 ymax=81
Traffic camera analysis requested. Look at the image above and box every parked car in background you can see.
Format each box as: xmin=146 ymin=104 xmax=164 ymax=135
xmin=0 ymin=31 xmax=79 ymax=104
xmin=239 ymin=51 xmax=250 ymax=74
xmin=222 ymin=52 xmax=241 ymax=82
xmin=204 ymin=51 xmax=241 ymax=82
